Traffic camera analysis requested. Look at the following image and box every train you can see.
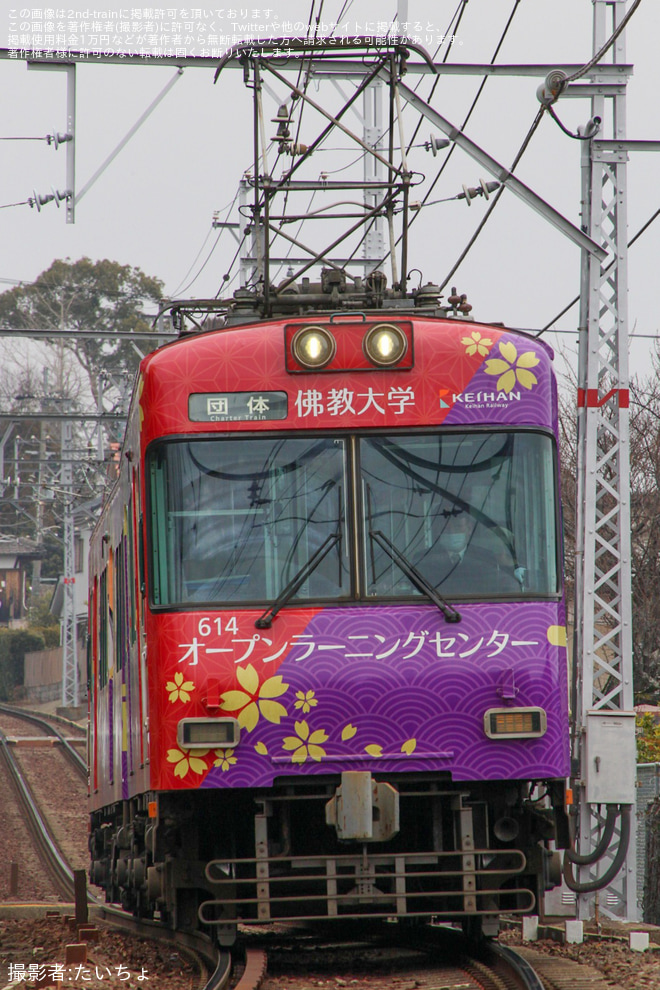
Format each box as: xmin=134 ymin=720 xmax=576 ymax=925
xmin=87 ymin=280 xmax=570 ymax=943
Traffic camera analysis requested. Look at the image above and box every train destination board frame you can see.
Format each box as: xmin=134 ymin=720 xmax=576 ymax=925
xmin=188 ymin=391 xmax=288 ymax=422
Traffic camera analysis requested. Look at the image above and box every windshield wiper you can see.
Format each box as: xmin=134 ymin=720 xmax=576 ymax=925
xmin=255 ymin=532 xmax=341 ymax=629
xmin=370 ymin=529 xmax=461 ymax=623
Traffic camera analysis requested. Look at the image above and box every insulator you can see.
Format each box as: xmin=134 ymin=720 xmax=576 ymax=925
xmin=425 ymin=134 xmax=450 ymax=156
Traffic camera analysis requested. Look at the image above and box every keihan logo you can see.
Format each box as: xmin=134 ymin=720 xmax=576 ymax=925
xmin=438 ymin=389 xmax=451 ymax=410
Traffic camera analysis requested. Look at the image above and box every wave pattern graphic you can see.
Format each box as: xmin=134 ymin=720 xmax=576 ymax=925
xmin=199 ymin=601 xmax=569 ymax=789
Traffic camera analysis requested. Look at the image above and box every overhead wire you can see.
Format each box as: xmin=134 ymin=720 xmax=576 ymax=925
xmin=267 ymin=0 xmax=328 ymax=284
xmin=171 ymin=227 xmax=218 ymax=297
xmin=334 ymin=0 xmax=355 ymax=26
xmin=213 ymin=0 xmax=327 ymax=291
xmin=439 ymin=105 xmax=546 ymax=291
xmin=340 ymin=0 xmax=521 ymax=284
xmin=438 ymin=0 xmax=645 ymax=286
xmin=226 ymin=2 xmax=463 ymax=289
xmin=324 ymin=0 xmax=474 ymax=277
xmin=274 ymin=0 xmax=322 ymax=222
xmin=562 ymin=0 xmax=643 ymax=84
xmin=546 ymin=104 xmax=596 ymax=140
xmin=404 ymin=0 xmax=471 ymax=153
xmin=408 ymin=0 xmax=523 ymax=202
xmin=538 ymin=206 xmax=660 ymax=335
xmin=231 ymin=0 xmax=398 ymax=290
xmin=168 ymin=1 xmax=323 ymax=298
xmin=344 ymin=0 xmax=523 ymax=279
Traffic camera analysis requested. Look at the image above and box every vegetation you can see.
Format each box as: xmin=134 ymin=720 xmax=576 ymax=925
xmin=0 ymin=256 xmax=164 ymax=592
xmin=637 ymin=713 xmax=660 ymax=764
xmin=0 ymin=629 xmax=46 ymax=700
xmin=0 ymin=257 xmax=164 ymax=413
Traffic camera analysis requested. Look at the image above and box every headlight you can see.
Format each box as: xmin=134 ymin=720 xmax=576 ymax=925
xmin=363 ymin=323 xmax=408 ymax=366
xmin=291 ymin=326 xmax=336 ymax=369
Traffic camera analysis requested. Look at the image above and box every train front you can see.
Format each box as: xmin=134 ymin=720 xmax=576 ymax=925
xmin=137 ymin=314 xmax=569 ymax=937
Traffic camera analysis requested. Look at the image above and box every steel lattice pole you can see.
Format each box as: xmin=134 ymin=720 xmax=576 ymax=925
xmin=574 ymin=0 xmax=637 ymax=921
xmin=61 ymin=412 xmax=79 ymax=709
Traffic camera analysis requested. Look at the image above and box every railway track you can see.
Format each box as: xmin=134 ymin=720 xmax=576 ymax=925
xmin=226 ymin=920 xmax=632 ymax=990
xmin=0 ymin=708 xmax=630 ymax=990
xmin=0 ymin=703 xmax=87 ymax=778
xmin=0 ymin=705 xmax=89 ymax=898
xmin=0 ymin=724 xmax=75 ymax=901
xmin=227 ymin=923 xmax=550 ymax=990
xmin=0 ymin=707 xmax=225 ymax=989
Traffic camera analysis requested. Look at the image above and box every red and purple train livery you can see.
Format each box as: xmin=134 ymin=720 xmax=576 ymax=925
xmin=88 ymin=305 xmax=569 ymax=941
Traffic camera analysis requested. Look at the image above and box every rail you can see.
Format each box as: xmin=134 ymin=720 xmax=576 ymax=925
xmin=0 ymin=703 xmax=87 ymax=779
xmin=0 ymin=727 xmax=75 ymax=901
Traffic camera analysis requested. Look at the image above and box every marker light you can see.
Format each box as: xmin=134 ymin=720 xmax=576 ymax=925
xmin=483 ymin=708 xmax=547 ymax=739
xmin=291 ymin=326 xmax=336 ymax=369
xmin=363 ymin=323 xmax=408 ymax=366
xmin=177 ymin=718 xmax=240 ymax=748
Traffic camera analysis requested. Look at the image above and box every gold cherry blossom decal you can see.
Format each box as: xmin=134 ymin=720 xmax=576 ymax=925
xmin=219 ymin=663 xmax=289 ymax=732
xmin=166 ymin=671 xmax=195 ymax=704
xmin=166 ymin=747 xmax=209 ymax=779
xmin=213 ymin=749 xmax=237 ymax=771
xmin=484 ymin=341 xmax=540 ymax=393
xmin=462 ymin=330 xmax=493 ymax=357
xmin=282 ymin=720 xmax=328 ymax=763
xmin=294 ymin=690 xmax=318 ymax=714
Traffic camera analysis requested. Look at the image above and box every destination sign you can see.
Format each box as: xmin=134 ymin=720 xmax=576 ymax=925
xmin=188 ymin=391 xmax=288 ymax=422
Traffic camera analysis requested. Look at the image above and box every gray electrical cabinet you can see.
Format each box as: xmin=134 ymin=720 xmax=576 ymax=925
xmin=584 ymin=711 xmax=637 ymax=804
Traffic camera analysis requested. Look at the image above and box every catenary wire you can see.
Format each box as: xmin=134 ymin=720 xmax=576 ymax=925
xmin=311 ymin=0 xmax=476 ymax=278
xmin=404 ymin=0 xmax=471 ymax=153
xmin=546 ymin=104 xmax=596 ymax=140
xmin=562 ymin=0 xmax=643 ymax=85
xmin=262 ymin=0 xmax=466 ymax=284
xmin=269 ymin=0 xmax=326 ymax=283
xmin=277 ymin=0 xmax=322 ymax=222
xmin=406 ymin=0 xmax=523 ymax=234
xmin=171 ymin=227 xmax=217 ymax=297
xmin=439 ymin=105 xmax=546 ymax=291
xmin=210 ymin=0 xmax=343 ymax=291
xmin=346 ymin=0 xmax=523 ymax=279
xmin=537 ymin=206 xmax=660 ymax=335
xmin=214 ymin=0 xmax=463 ymax=292
xmin=170 ymin=0 xmax=322 ymax=296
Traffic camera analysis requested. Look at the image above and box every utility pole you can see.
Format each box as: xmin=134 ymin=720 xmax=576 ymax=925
xmin=31 ymin=368 xmax=51 ymax=601
xmin=0 ymin=423 xmax=14 ymax=497
xmin=571 ymin=0 xmax=657 ymax=921
xmin=362 ymin=79 xmax=386 ymax=276
xmin=60 ymin=404 xmax=79 ymax=710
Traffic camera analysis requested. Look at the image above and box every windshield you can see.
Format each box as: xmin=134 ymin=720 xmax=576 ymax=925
xmin=361 ymin=432 xmax=558 ymax=598
xmin=147 ymin=430 xmax=559 ymax=607
xmin=149 ymin=437 xmax=348 ymax=605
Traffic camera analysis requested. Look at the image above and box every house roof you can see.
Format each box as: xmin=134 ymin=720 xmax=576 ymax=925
xmin=0 ymin=536 xmax=44 ymax=565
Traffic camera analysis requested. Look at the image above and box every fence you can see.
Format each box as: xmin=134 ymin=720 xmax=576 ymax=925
xmin=23 ymin=644 xmax=86 ymax=703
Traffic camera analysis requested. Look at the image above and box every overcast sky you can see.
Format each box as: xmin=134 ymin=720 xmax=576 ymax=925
xmin=1 ymin=0 xmax=658 ymax=379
